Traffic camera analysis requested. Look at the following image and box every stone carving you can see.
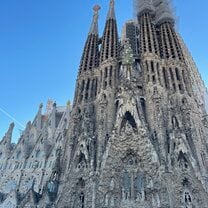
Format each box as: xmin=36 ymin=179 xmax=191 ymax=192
xmin=1 ymin=1 xmax=208 ymax=208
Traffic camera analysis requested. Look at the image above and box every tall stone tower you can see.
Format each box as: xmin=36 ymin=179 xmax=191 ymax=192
xmin=1 ymin=0 xmax=206 ymax=207
xmin=54 ymin=0 xmax=208 ymax=207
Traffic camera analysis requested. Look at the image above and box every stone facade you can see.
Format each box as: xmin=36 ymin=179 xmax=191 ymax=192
xmin=0 ymin=101 xmax=71 ymax=207
xmin=0 ymin=0 xmax=208 ymax=207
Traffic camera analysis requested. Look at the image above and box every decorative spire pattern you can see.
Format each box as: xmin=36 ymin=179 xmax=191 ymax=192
xmin=1 ymin=2 xmax=208 ymax=208
xmin=89 ymin=5 xmax=100 ymax=35
xmin=100 ymin=0 xmax=118 ymax=62
xmin=158 ymin=21 xmax=184 ymax=60
xmin=138 ymin=12 xmax=159 ymax=55
xmin=154 ymin=1 xmax=184 ymax=61
xmin=79 ymin=5 xmax=100 ymax=72
xmin=2 ymin=123 xmax=14 ymax=144
xmin=107 ymin=0 xmax=116 ymax=20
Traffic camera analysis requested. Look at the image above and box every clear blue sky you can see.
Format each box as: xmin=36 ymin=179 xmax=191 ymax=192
xmin=0 ymin=0 xmax=207 ymax=143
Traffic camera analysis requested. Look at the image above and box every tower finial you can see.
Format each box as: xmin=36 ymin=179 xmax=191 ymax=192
xmin=107 ymin=0 xmax=116 ymax=20
xmin=2 ymin=122 xmax=14 ymax=144
xmin=100 ymin=0 xmax=118 ymax=62
xmin=89 ymin=5 xmax=101 ymax=35
xmin=78 ymin=5 xmax=100 ymax=73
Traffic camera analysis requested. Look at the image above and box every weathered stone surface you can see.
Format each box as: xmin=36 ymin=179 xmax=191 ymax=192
xmin=0 ymin=0 xmax=208 ymax=207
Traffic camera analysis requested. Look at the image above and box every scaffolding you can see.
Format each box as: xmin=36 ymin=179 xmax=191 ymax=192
xmin=134 ymin=0 xmax=155 ymax=16
xmin=134 ymin=0 xmax=175 ymax=24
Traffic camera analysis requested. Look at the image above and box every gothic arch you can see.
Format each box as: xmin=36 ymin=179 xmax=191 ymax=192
xmin=120 ymin=111 xmax=138 ymax=135
xmin=171 ymin=115 xmax=180 ymax=129
xmin=115 ymin=91 xmax=142 ymax=131
xmin=181 ymin=178 xmax=194 ymax=207
xmin=76 ymin=152 xmax=88 ymax=170
xmin=77 ymin=178 xmax=85 ymax=189
xmin=177 ymin=151 xmax=189 ymax=170
xmin=115 ymin=100 xmax=119 ymax=113
xmin=77 ymin=107 xmax=81 ymax=114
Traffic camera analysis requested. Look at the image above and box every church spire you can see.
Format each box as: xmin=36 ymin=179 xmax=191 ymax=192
xmin=73 ymin=6 xmax=100 ymax=106
xmin=89 ymin=5 xmax=100 ymax=35
xmin=78 ymin=5 xmax=100 ymax=72
xmin=154 ymin=0 xmax=184 ymax=61
xmin=107 ymin=0 xmax=116 ymax=20
xmin=0 ymin=122 xmax=14 ymax=158
xmin=100 ymin=0 xmax=118 ymax=63
xmin=2 ymin=122 xmax=14 ymax=145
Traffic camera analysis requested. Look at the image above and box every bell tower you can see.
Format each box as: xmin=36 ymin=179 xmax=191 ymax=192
xmin=56 ymin=1 xmax=208 ymax=208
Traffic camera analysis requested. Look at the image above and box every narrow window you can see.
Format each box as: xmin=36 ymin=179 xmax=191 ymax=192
xmin=163 ymin=67 xmax=169 ymax=89
xmin=110 ymin=66 xmax=112 ymax=77
xmin=151 ymin=61 xmax=154 ymax=73
xmin=85 ymin=79 xmax=90 ymax=100
xmin=175 ymin=68 xmax=180 ymax=81
xmin=94 ymin=79 xmax=98 ymax=96
xmin=169 ymin=68 xmax=174 ymax=81
xmin=184 ymin=192 xmax=192 ymax=204
xmin=90 ymin=79 xmax=95 ymax=99
xmin=152 ymin=75 xmax=156 ymax=84
xmin=105 ymin=67 xmax=108 ymax=78
xmin=146 ymin=61 xmax=149 ymax=72
xmin=80 ymin=192 xmax=85 ymax=208
xmin=172 ymin=116 xmax=179 ymax=129
xmin=115 ymin=100 xmax=119 ymax=113
xmin=140 ymin=98 xmax=147 ymax=122
xmin=156 ymin=63 xmax=161 ymax=83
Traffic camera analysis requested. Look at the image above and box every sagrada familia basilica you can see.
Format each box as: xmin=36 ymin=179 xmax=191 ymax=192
xmin=0 ymin=0 xmax=208 ymax=207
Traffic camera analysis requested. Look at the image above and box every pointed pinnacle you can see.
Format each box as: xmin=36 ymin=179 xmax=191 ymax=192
xmin=89 ymin=5 xmax=101 ymax=35
xmin=8 ymin=122 xmax=15 ymax=134
xmin=39 ymin=103 xmax=43 ymax=109
xmin=3 ymin=122 xmax=14 ymax=143
xmin=107 ymin=0 xmax=116 ymax=20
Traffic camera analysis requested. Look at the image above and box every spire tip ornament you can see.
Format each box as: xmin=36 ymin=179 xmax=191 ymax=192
xmin=107 ymin=0 xmax=116 ymax=19
xmin=93 ymin=5 xmax=101 ymax=13
xmin=89 ymin=5 xmax=100 ymax=35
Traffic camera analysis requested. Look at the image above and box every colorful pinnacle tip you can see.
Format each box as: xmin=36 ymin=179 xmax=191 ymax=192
xmin=93 ymin=5 xmax=101 ymax=12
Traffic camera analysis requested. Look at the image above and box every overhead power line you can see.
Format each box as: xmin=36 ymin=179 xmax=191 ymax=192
xmin=0 ymin=107 xmax=25 ymax=129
